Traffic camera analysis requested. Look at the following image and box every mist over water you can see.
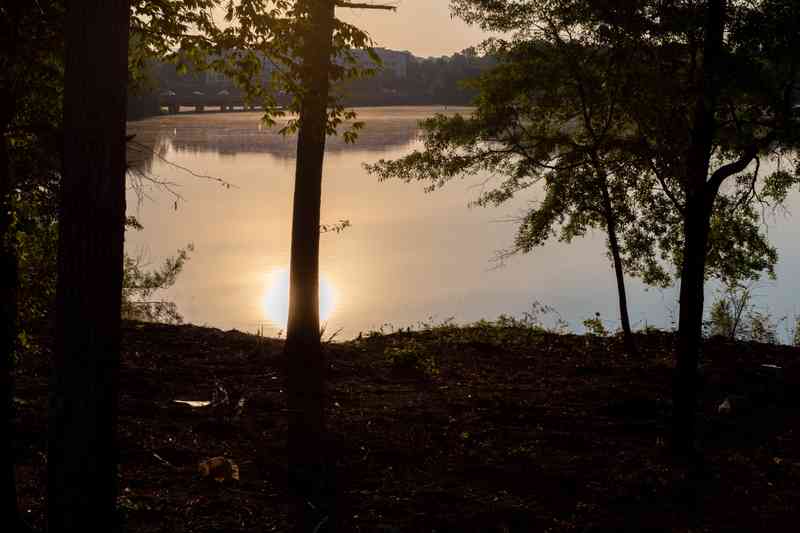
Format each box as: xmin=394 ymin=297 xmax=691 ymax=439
xmin=126 ymin=107 xmax=800 ymax=340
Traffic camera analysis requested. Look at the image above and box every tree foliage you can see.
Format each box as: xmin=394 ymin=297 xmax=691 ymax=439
xmin=372 ymin=0 xmax=800 ymax=453
xmin=154 ymin=0 xmax=389 ymax=142
xmin=366 ymin=32 xmax=648 ymax=350
xmin=122 ymin=244 xmax=194 ymax=324
xmin=370 ymin=1 xmax=790 ymax=288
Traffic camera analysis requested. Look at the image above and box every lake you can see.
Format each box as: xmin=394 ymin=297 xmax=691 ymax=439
xmin=126 ymin=107 xmax=800 ymax=340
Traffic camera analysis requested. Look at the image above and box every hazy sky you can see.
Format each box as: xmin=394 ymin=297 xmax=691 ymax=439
xmin=337 ymin=1 xmax=489 ymax=57
xmin=211 ymin=2 xmax=489 ymax=57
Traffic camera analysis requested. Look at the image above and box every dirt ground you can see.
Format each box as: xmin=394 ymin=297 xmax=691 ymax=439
xmin=12 ymin=321 xmax=800 ymax=532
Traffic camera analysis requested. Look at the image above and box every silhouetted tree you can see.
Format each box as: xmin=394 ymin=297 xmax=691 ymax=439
xmin=609 ymin=0 xmax=800 ymax=457
xmin=0 ymin=90 xmax=19 ymax=531
xmin=376 ymin=0 xmax=800 ymax=458
xmin=0 ymin=2 xmax=63 ymax=530
xmin=0 ymin=87 xmax=19 ymax=530
xmin=48 ymin=1 xmax=130 ymax=532
xmin=368 ymin=35 xmax=649 ymax=355
xmin=284 ymin=3 xmax=336 ymax=527
xmin=282 ymin=3 xmax=395 ymax=529
xmin=202 ymin=1 xmax=394 ymax=529
xmin=2 ymin=2 xmax=232 ymax=527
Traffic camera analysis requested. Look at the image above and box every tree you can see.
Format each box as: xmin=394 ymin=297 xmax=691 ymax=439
xmin=197 ymin=1 xmax=394 ymax=529
xmin=0 ymin=1 xmax=383 ymax=528
xmin=47 ymin=1 xmax=130 ymax=532
xmin=367 ymin=2 xmax=782 ymax=359
xmin=0 ymin=1 xmax=63 ymax=529
xmin=374 ymin=0 xmax=799 ymax=455
xmin=0 ymin=78 xmax=21 ymax=530
xmin=1 ymin=2 xmax=249 ymax=529
xmin=613 ymin=0 xmax=800 ymax=455
xmin=284 ymin=3 xmax=337 ymax=528
xmin=367 ymin=32 xmax=649 ymax=354
xmin=280 ymin=3 xmax=395 ymax=529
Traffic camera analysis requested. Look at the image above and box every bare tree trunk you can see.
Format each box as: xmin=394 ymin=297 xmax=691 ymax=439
xmin=0 ymin=107 xmax=23 ymax=531
xmin=588 ymin=150 xmax=637 ymax=356
xmin=598 ymin=176 xmax=637 ymax=356
xmin=674 ymin=190 xmax=712 ymax=457
xmin=48 ymin=1 xmax=129 ymax=532
xmin=285 ymin=1 xmax=336 ymax=531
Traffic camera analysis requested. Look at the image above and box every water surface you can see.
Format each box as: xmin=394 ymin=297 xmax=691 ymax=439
xmin=126 ymin=107 xmax=800 ymax=339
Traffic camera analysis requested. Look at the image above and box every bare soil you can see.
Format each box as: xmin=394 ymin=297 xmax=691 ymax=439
xmin=12 ymin=322 xmax=800 ymax=532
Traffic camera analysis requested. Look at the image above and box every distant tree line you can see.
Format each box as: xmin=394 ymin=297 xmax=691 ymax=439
xmin=338 ymin=48 xmax=496 ymax=107
xmin=128 ymin=47 xmax=496 ymax=119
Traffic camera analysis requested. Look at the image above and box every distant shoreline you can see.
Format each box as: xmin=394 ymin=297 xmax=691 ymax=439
xmin=127 ymin=104 xmax=476 ymax=123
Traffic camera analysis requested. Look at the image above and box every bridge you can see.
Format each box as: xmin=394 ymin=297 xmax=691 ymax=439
xmin=157 ymin=88 xmax=280 ymax=114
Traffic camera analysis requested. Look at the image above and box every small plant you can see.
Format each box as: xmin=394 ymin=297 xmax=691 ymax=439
xmin=638 ymin=323 xmax=661 ymax=335
xmin=793 ymin=315 xmax=800 ymax=347
xmin=384 ymin=339 xmax=439 ymax=378
xmin=783 ymin=314 xmax=800 ymax=347
xmin=319 ymin=323 xmax=343 ymax=343
xmin=118 ymin=493 xmax=143 ymax=514
xmin=519 ymin=301 xmax=569 ymax=334
xmin=122 ymin=243 xmax=194 ymax=324
xmin=583 ymin=312 xmax=608 ymax=337
xmin=707 ymin=283 xmax=750 ymax=338
xmin=706 ymin=283 xmax=785 ymax=344
xmin=708 ymin=299 xmax=736 ymax=338
xmin=748 ymin=311 xmax=779 ymax=344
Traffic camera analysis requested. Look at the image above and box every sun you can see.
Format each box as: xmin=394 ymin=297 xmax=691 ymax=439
xmin=262 ymin=268 xmax=337 ymax=328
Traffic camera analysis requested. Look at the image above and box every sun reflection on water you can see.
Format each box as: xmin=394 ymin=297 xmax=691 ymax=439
xmin=262 ymin=268 xmax=337 ymax=328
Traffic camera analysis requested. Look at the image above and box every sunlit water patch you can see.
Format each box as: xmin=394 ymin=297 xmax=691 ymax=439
xmin=262 ymin=267 xmax=337 ymax=329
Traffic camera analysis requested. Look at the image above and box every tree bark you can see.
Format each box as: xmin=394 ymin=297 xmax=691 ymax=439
xmin=0 ymin=106 xmax=23 ymax=531
xmin=588 ymin=148 xmax=636 ymax=355
xmin=285 ymin=1 xmax=336 ymax=531
xmin=48 ymin=1 xmax=129 ymax=532
xmin=597 ymin=171 xmax=637 ymax=356
xmin=674 ymin=190 xmax=713 ymax=456
xmin=673 ymin=0 xmax=725 ymax=458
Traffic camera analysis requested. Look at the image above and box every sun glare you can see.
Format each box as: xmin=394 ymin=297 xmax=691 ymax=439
xmin=262 ymin=268 xmax=337 ymax=328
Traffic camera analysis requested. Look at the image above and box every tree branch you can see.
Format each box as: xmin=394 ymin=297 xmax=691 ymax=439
xmin=707 ymin=145 xmax=758 ymax=192
xmin=731 ymin=155 xmax=760 ymax=214
xmin=650 ymin=161 xmax=685 ymax=215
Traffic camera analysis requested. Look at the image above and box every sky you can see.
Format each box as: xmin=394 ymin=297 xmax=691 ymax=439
xmin=210 ymin=2 xmax=490 ymax=57
xmin=337 ymin=1 xmax=489 ymax=57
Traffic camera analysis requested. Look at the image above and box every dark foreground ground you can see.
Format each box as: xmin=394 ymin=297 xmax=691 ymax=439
xmin=12 ymin=322 xmax=800 ymax=532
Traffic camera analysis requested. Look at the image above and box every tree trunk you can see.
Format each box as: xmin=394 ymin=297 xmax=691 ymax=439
xmin=598 ymin=175 xmax=637 ymax=356
xmin=589 ymin=150 xmax=637 ymax=356
xmin=285 ymin=1 xmax=336 ymax=531
xmin=48 ymin=1 xmax=129 ymax=532
xmin=0 ymin=109 xmax=23 ymax=531
xmin=673 ymin=0 xmax=725 ymax=459
xmin=674 ymin=190 xmax=712 ymax=457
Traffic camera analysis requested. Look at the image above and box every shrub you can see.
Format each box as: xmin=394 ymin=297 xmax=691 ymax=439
xmin=793 ymin=316 xmax=800 ymax=347
xmin=583 ymin=312 xmax=608 ymax=337
xmin=706 ymin=283 xmax=782 ymax=344
xmin=707 ymin=284 xmax=749 ymax=338
xmin=638 ymin=324 xmax=661 ymax=335
xmin=384 ymin=339 xmax=439 ymax=378
xmin=122 ymin=243 xmax=193 ymax=324
xmin=748 ymin=311 xmax=778 ymax=344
